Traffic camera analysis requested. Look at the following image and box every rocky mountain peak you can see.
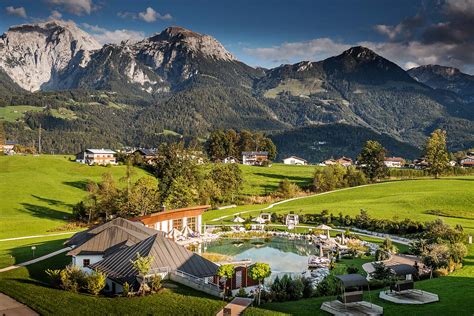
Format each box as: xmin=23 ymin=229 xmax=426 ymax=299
xmin=146 ymin=26 xmax=235 ymax=61
xmin=342 ymin=46 xmax=379 ymax=61
xmin=0 ymin=20 xmax=101 ymax=91
xmin=414 ymin=65 xmax=461 ymax=78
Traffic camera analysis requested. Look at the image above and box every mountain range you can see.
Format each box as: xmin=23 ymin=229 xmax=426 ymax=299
xmin=0 ymin=20 xmax=473 ymax=161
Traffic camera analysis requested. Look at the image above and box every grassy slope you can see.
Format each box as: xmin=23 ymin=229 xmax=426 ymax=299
xmin=0 ymin=155 xmax=148 ymax=239
xmin=0 ymin=253 xmax=226 ymax=315
xmin=0 ymin=105 xmax=43 ymax=122
xmin=204 ymin=177 xmax=474 ymax=232
xmin=239 ymin=163 xmax=315 ymax=195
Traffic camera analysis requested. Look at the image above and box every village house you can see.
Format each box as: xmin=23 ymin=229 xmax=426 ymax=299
xmin=133 ymin=148 xmax=158 ymax=164
xmin=65 ymin=218 xmax=220 ymax=295
xmin=384 ymin=157 xmax=405 ymax=168
xmin=75 ymin=149 xmax=117 ymax=165
xmin=242 ymin=151 xmax=269 ymax=166
xmin=282 ymin=156 xmax=308 ymax=165
xmin=413 ymin=158 xmax=429 ymax=170
xmin=320 ymin=157 xmax=353 ymax=167
xmin=461 ymin=153 xmax=474 ymax=167
xmin=1 ymin=140 xmax=17 ymax=154
xmin=130 ymin=205 xmax=210 ymax=237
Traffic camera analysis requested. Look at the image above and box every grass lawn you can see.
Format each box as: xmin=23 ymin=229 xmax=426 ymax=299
xmin=0 ymin=155 xmax=148 ymax=239
xmin=0 ymin=234 xmax=73 ymax=268
xmin=239 ymin=163 xmax=315 ymax=196
xmin=204 ymin=177 xmax=474 ymax=232
xmin=0 ymin=105 xmax=43 ymax=122
xmin=0 ymin=253 xmax=226 ymax=315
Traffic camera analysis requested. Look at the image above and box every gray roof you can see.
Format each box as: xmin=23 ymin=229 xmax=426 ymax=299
xmin=67 ymin=225 xmax=149 ymax=256
xmin=390 ymin=264 xmax=417 ymax=276
xmin=242 ymin=151 xmax=268 ymax=155
xmin=90 ymin=234 xmax=218 ymax=285
xmin=336 ymin=274 xmax=369 ymax=287
xmin=65 ymin=218 xmax=158 ymax=247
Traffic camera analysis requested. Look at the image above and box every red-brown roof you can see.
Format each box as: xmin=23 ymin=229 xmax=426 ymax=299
xmin=130 ymin=205 xmax=211 ymax=226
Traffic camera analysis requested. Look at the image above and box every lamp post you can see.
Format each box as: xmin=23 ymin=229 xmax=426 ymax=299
xmin=31 ymin=246 xmax=36 ymax=258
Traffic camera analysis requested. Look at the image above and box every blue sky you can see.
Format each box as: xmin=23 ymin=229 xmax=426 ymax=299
xmin=1 ymin=0 xmax=473 ymax=73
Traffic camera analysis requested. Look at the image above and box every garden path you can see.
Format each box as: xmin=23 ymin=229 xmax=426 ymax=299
xmin=0 ymin=247 xmax=71 ymax=273
xmin=0 ymin=293 xmax=38 ymax=316
xmin=216 ymin=297 xmax=254 ymax=316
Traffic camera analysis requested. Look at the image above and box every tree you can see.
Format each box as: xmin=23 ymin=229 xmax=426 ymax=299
xmin=358 ymin=140 xmax=387 ymax=182
xmin=131 ymin=253 xmax=154 ymax=295
xmin=425 ymin=129 xmax=449 ymax=179
xmin=217 ymin=264 xmax=235 ymax=298
xmin=124 ymin=176 xmax=161 ymax=217
xmin=85 ymin=270 xmax=107 ymax=296
xmin=210 ymin=163 xmax=243 ymax=203
xmin=380 ymin=237 xmax=398 ymax=254
xmin=275 ymin=178 xmax=300 ymax=198
xmin=162 ymin=175 xmax=199 ymax=209
xmin=248 ymin=262 xmax=271 ymax=305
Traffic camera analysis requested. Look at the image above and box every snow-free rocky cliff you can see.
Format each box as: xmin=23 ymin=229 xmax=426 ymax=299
xmin=0 ymin=21 xmax=238 ymax=93
xmin=0 ymin=20 xmax=101 ymax=92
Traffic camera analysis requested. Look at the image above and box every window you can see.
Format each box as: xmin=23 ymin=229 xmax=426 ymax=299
xmin=173 ymin=218 xmax=183 ymax=231
xmin=187 ymin=217 xmax=197 ymax=231
xmin=83 ymin=259 xmax=90 ymax=267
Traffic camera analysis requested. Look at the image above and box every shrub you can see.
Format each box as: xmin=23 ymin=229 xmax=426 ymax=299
xmin=433 ymin=268 xmax=449 ymax=277
xmin=150 ymin=274 xmax=162 ymax=292
xmin=236 ymin=287 xmax=248 ymax=298
xmin=346 ymin=265 xmax=359 ymax=274
xmin=375 ymin=249 xmax=390 ymax=261
xmin=301 ymin=277 xmax=313 ymax=298
xmin=85 ymin=270 xmax=107 ymax=296
xmin=60 ymin=265 xmax=85 ymax=293
xmin=123 ymin=282 xmax=131 ymax=297
xmin=315 ymin=274 xmax=338 ymax=297
xmin=287 ymin=277 xmax=304 ymax=300
xmin=45 ymin=269 xmax=62 ymax=288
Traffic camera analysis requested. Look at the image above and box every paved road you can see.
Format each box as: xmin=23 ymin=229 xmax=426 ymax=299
xmin=0 ymin=293 xmax=38 ymax=316
xmin=0 ymin=231 xmax=79 ymax=242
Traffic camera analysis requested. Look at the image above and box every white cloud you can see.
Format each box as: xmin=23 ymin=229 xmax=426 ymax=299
xmin=138 ymin=7 xmax=172 ymax=22
xmin=45 ymin=0 xmax=93 ymax=16
xmin=244 ymin=38 xmax=351 ymax=64
xmin=81 ymin=23 xmax=145 ymax=44
xmin=5 ymin=6 xmax=27 ymax=18
xmin=49 ymin=10 xmax=63 ymax=20
xmin=404 ymin=61 xmax=420 ymax=70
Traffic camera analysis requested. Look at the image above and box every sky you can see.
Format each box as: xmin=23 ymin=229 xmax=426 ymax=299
xmin=1 ymin=0 xmax=473 ymax=73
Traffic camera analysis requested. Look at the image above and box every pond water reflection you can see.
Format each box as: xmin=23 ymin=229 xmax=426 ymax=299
xmin=204 ymin=237 xmax=320 ymax=279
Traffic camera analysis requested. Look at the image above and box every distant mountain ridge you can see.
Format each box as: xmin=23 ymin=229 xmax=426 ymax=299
xmin=0 ymin=20 xmax=473 ymax=156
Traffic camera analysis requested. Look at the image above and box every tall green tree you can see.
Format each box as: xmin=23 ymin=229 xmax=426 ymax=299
xmin=210 ymin=163 xmax=243 ymax=203
xmin=425 ymin=129 xmax=449 ymax=179
xmin=248 ymin=262 xmax=271 ymax=305
xmin=358 ymin=140 xmax=387 ymax=182
xmin=217 ymin=264 xmax=235 ymax=298
xmin=124 ymin=176 xmax=161 ymax=217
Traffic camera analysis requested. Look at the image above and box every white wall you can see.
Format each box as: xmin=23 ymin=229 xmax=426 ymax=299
xmin=74 ymin=255 xmax=103 ymax=270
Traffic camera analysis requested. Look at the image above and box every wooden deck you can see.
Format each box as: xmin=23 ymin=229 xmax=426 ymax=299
xmin=320 ymin=300 xmax=383 ymax=316
xmin=379 ymin=289 xmax=439 ymax=304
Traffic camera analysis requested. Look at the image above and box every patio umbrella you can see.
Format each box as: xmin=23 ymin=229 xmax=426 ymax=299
xmin=181 ymin=225 xmax=194 ymax=237
xmin=167 ymin=228 xmax=182 ymax=240
xmin=253 ymin=217 xmax=266 ymax=224
xmin=233 ymin=216 xmax=245 ymax=223
xmin=316 ymin=224 xmax=332 ymax=239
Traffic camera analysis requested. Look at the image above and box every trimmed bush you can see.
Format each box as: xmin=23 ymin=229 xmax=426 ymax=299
xmin=85 ymin=271 xmax=107 ymax=296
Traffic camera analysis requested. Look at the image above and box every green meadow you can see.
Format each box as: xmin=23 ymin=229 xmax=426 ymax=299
xmin=0 ymin=105 xmax=43 ymax=122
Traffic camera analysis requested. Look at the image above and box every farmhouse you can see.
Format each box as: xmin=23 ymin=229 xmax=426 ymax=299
xmin=65 ymin=218 xmax=219 ymax=295
xmin=461 ymin=153 xmax=474 ymax=167
xmin=282 ymin=156 xmax=308 ymax=165
xmin=242 ymin=151 xmax=269 ymax=166
xmin=133 ymin=148 xmax=158 ymax=164
xmin=320 ymin=157 xmax=353 ymax=167
xmin=384 ymin=157 xmax=405 ymax=168
xmin=1 ymin=140 xmax=17 ymax=154
xmin=75 ymin=149 xmax=117 ymax=165
xmin=130 ymin=205 xmax=210 ymax=236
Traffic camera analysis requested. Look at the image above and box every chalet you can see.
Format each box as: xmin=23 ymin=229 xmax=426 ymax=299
xmin=242 ymin=151 xmax=269 ymax=166
xmin=65 ymin=218 xmax=219 ymax=295
xmin=76 ymin=149 xmax=117 ymax=165
xmin=133 ymin=148 xmax=157 ymax=164
xmin=461 ymin=154 xmax=474 ymax=167
xmin=319 ymin=159 xmax=336 ymax=166
xmin=283 ymin=156 xmax=308 ymax=165
xmin=384 ymin=157 xmax=405 ymax=168
xmin=336 ymin=156 xmax=353 ymax=167
xmin=413 ymin=158 xmax=429 ymax=170
xmin=130 ymin=205 xmax=210 ymax=236
xmin=1 ymin=140 xmax=17 ymax=154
